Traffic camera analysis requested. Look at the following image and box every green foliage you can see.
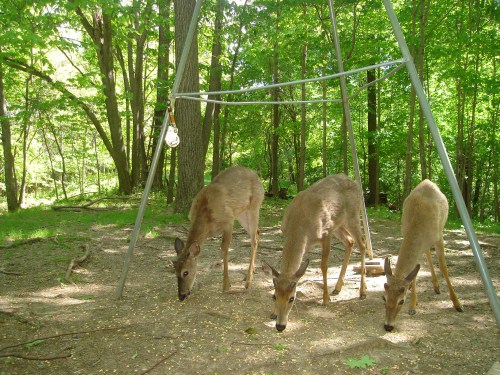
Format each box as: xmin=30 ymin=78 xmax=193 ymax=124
xmin=24 ymin=340 xmax=45 ymax=349
xmin=345 ymin=355 xmax=377 ymax=369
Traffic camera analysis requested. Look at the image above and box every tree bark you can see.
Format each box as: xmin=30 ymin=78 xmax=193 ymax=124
xmin=270 ymin=0 xmax=281 ymax=197
xmin=0 ymin=59 xmax=20 ymax=212
xmin=366 ymin=67 xmax=379 ymax=206
xmin=151 ymin=0 xmax=171 ymax=191
xmin=202 ymin=0 xmax=224 ymax=167
xmin=173 ymin=0 xmax=204 ymax=213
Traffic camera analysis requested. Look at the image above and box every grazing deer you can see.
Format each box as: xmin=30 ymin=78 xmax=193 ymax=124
xmin=383 ymin=179 xmax=463 ymax=332
xmin=173 ymin=166 xmax=264 ymax=301
xmin=264 ymin=174 xmax=367 ymax=331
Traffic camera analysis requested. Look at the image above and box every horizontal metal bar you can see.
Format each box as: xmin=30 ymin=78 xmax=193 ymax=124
xmin=174 ymin=58 xmax=408 ymax=98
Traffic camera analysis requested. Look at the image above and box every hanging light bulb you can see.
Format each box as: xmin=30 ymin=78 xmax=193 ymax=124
xmin=165 ymin=125 xmax=180 ymax=147
xmin=165 ymin=105 xmax=180 ymax=147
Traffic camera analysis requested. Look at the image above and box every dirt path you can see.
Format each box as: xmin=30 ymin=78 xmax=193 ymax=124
xmin=1 ymin=214 xmax=499 ymax=374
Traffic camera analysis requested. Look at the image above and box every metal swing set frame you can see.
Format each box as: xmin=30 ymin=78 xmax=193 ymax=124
xmin=115 ymin=0 xmax=500 ymax=329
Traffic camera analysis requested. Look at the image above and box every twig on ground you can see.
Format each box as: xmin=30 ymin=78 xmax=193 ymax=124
xmin=140 ymin=351 xmax=177 ymax=375
xmin=64 ymin=245 xmax=91 ymax=283
xmin=0 ymin=269 xmax=22 ymax=276
xmin=0 ymin=325 xmax=133 ymax=353
xmin=51 ymin=196 xmax=139 ymax=211
xmin=0 ymin=236 xmax=58 ymax=249
xmin=0 ymin=352 xmax=72 ymax=360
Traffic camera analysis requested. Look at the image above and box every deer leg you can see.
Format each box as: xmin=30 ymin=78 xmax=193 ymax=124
xmin=221 ymin=229 xmax=233 ymax=292
xmin=409 ymin=277 xmax=417 ymax=315
xmin=424 ymin=248 xmax=440 ymax=294
xmin=348 ymin=222 xmax=367 ymax=299
xmin=238 ymin=210 xmax=260 ymax=289
xmin=320 ymin=237 xmax=332 ymax=305
xmin=436 ymin=238 xmax=463 ymax=312
xmin=332 ymin=229 xmax=353 ymax=296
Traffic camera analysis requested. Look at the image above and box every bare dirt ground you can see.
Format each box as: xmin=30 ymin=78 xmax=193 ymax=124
xmin=1 ymin=205 xmax=499 ymax=375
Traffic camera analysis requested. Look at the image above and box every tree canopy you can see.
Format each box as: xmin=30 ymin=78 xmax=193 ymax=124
xmin=0 ymin=0 xmax=498 ymax=222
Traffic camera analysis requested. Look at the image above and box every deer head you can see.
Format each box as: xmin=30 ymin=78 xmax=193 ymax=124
xmin=383 ymin=257 xmax=420 ymax=332
xmin=264 ymin=259 xmax=309 ymax=332
xmin=173 ymin=238 xmax=201 ymax=301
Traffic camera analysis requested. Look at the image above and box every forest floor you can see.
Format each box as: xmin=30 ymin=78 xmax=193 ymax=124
xmin=1 ymin=203 xmax=499 ymax=375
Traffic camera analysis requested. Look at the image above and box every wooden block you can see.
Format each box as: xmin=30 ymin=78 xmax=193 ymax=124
xmin=353 ymin=258 xmax=385 ymax=276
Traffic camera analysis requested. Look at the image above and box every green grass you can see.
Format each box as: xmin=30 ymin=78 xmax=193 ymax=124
xmin=1 ymin=195 xmax=497 ymax=247
xmin=0 ymin=195 xmax=188 ymax=246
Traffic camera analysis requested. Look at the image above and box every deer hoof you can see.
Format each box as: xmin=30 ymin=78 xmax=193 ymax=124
xmin=330 ymin=289 xmax=340 ymax=296
xmin=384 ymin=324 xmax=394 ymax=332
xmin=456 ymin=305 xmax=464 ymax=313
xmin=408 ymin=308 xmax=416 ymax=316
xmin=434 ymin=287 xmax=441 ymax=295
xmin=359 ymin=294 xmax=367 ymax=300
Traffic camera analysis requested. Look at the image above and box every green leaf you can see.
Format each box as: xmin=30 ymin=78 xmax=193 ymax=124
xmin=345 ymin=355 xmax=377 ymax=369
xmin=25 ymin=339 xmax=45 ymax=348
xmin=78 ymin=295 xmax=94 ymax=300
xmin=244 ymin=327 xmax=257 ymax=334
xmin=273 ymin=343 xmax=287 ymax=350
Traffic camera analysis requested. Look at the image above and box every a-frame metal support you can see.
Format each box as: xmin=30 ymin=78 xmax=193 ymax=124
xmin=115 ymin=0 xmax=500 ymax=330
xmin=382 ymin=0 xmax=500 ymax=328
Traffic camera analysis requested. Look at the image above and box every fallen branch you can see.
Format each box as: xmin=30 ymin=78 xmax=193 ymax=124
xmin=0 ymin=269 xmax=22 ymax=276
xmin=0 ymin=236 xmax=58 ymax=250
xmin=140 ymin=351 xmax=177 ymax=375
xmin=232 ymin=341 xmax=273 ymax=346
xmin=0 ymin=352 xmax=71 ymax=360
xmin=0 ymin=325 xmax=133 ymax=353
xmin=51 ymin=196 xmax=138 ymax=211
xmin=65 ymin=245 xmax=91 ymax=283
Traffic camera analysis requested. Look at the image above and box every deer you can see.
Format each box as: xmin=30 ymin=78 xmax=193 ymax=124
xmin=383 ymin=179 xmax=463 ymax=332
xmin=264 ymin=174 xmax=367 ymax=331
xmin=173 ymin=166 xmax=265 ymax=301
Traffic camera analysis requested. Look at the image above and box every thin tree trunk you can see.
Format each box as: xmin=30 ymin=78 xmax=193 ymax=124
xmin=366 ymin=67 xmax=379 ymax=206
xmin=297 ymin=4 xmax=307 ymax=192
xmin=270 ymin=0 xmax=281 ymax=197
xmin=152 ymin=0 xmax=171 ymax=190
xmin=173 ymin=0 xmax=204 ymax=213
xmin=202 ymin=0 xmax=224 ymax=167
xmin=0 ymin=58 xmax=20 ymax=212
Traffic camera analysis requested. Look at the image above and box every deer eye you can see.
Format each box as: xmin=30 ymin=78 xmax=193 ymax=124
xmin=288 ymin=296 xmax=295 ymax=303
xmin=183 ymin=271 xmax=189 ymax=277
xmin=398 ymin=299 xmax=405 ymax=305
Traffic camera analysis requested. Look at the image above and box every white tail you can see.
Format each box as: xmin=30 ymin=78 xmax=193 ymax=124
xmin=173 ymin=166 xmax=264 ymax=301
xmin=264 ymin=174 xmax=367 ymax=331
xmin=383 ymin=179 xmax=463 ymax=332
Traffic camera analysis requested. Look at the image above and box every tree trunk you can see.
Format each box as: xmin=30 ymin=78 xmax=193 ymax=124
xmin=0 ymin=59 xmax=20 ymax=212
xmin=366 ymin=67 xmax=379 ymax=206
xmin=297 ymin=4 xmax=307 ymax=192
xmin=151 ymin=0 xmax=171 ymax=190
xmin=202 ymin=0 xmax=223 ymax=166
xmin=417 ymin=0 xmax=429 ymax=181
xmin=173 ymin=0 xmax=204 ymax=213
xmin=270 ymin=0 xmax=281 ymax=197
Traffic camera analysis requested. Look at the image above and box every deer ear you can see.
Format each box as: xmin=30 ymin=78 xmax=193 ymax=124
xmin=294 ymin=259 xmax=310 ymax=280
xmin=262 ymin=262 xmax=280 ymax=278
xmin=174 ymin=238 xmax=185 ymax=255
xmin=384 ymin=257 xmax=393 ymax=277
xmin=405 ymin=264 xmax=420 ymax=282
xmin=188 ymin=242 xmax=201 ymax=257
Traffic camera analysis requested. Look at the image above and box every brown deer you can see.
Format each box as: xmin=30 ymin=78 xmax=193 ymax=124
xmin=264 ymin=174 xmax=367 ymax=331
xmin=383 ymin=179 xmax=463 ymax=332
xmin=173 ymin=166 xmax=264 ymax=301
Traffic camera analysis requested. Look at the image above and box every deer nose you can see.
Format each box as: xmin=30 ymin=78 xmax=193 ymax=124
xmin=384 ymin=324 xmax=394 ymax=332
xmin=178 ymin=291 xmax=190 ymax=301
xmin=276 ymin=324 xmax=286 ymax=332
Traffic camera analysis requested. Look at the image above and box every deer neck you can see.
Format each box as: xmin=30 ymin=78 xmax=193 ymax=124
xmin=186 ymin=218 xmax=209 ymax=250
xmin=394 ymin=236 xmax=424 ymax=278
xmin=280 ymin=235 xmax=307 ymax=276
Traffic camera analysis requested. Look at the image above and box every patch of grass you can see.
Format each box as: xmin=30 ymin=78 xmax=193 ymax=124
xmin=0 ymin=196 xmax=188 ymax=246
